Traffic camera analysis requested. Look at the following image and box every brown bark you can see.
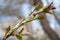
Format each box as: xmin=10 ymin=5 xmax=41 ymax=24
xmin=39 ymin=14 xmax=60 ymax=40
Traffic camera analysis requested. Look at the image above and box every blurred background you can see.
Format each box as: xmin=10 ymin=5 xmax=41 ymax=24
xmin=0 ymin=0 xmax=60 ymax=40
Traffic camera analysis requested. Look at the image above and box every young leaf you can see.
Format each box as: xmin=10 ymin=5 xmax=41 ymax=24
xmin=46 ymin=2 xmax=56 ymax=10
xmin=33 ymin=2 xmax=43 ymax=11
xmin=29 ymin=2 xmax=43 ymax=16
xmin=41 ymin=2 xmax=56 ymax=14
xmin=5 ymin=25 xmax=11 ymax=35
xmin=16 ymin=34 xmax=22 ymax=40
xmin=19 ymin=28 xmax=24 ymax=34
xmin=21 ymin=34 xmax=29 ymax=36
xmin=42 ymin=8 xmax=51 ymax=14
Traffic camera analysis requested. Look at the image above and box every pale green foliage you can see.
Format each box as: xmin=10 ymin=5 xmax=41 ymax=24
xmin=18 ymin=28 xmax=24 ymax=34
xmin=16 ymin=34 xmax=22 ymax=40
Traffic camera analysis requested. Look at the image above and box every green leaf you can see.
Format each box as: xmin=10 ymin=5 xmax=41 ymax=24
xmin=5 ymin=26 xmax=11 ymax=35
xmin=21 ymin=34 xmax=29 ymax=36
xmin=16 ymin=34 xmax=22 ymax=40
xmin=19 ymin=28 xmax=24 ymax=34
xmin=33 ymin=15 xmax=39 ymax=20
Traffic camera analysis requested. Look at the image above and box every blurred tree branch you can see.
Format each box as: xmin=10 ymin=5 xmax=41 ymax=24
xmin=39 ymin=13 xmax=60 ymax=40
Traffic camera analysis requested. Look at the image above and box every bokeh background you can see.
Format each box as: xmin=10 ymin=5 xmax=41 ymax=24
xmin=0 ymin=0 xmax=60 ymax=40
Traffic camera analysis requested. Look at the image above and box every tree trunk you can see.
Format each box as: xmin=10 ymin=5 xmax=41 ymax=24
xmin=39 ymin=14 xmax=60 ymax=40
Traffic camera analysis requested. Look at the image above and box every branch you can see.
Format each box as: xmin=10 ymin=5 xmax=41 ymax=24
xmin=3 ymin=2 xmax=56 ymax=40
xmin=3 ymin=11 xmax=42 ymax=40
